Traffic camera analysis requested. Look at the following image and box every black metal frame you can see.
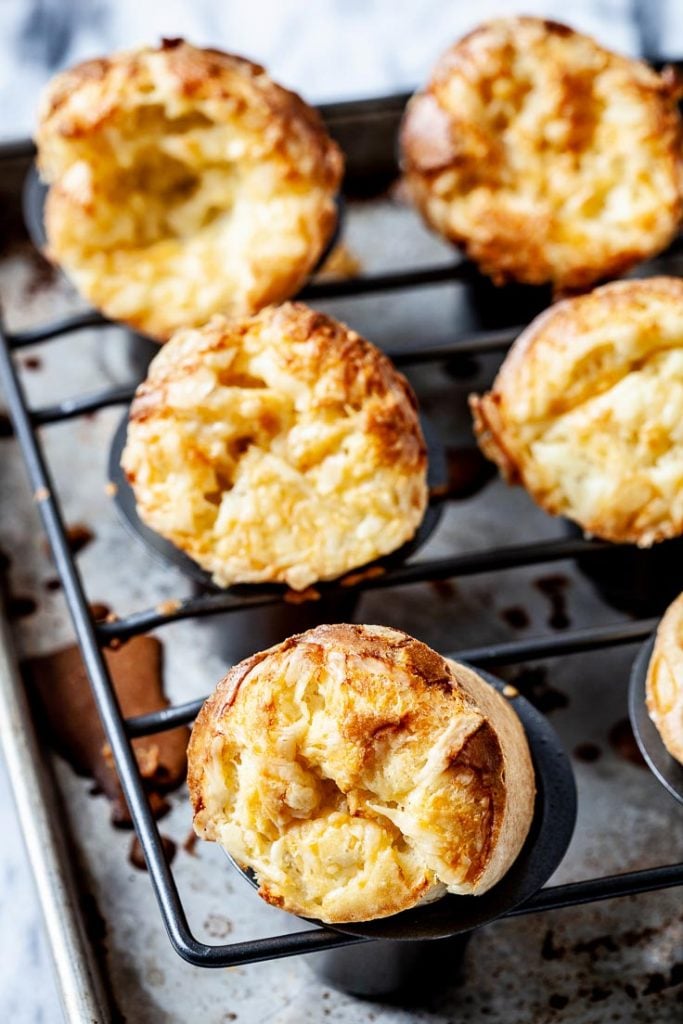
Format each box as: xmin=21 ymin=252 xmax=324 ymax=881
xmin=2 ymin=268 xmax=682 ymax=966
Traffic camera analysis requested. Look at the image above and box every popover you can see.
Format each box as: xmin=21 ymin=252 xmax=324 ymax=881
xmin=188 ymin=624 xmax=536 ymax=923
xmin=470 ymin=277 xmax=683 ymax=547
xmin=35 ymin=39 xmax=343 ymax=340
xmin=401 ymin=17 xmax=683 ymax=291
xmin=121 ymin=303 xmax=428 ymax=590
xmin=646 ymin=593 xmax=683 ymax=765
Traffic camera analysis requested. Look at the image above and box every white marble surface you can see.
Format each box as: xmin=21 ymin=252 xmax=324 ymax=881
xmin=1 ymin=0 xmax=683 ymax=142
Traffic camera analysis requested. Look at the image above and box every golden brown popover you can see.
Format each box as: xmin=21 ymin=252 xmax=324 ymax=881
xmin=646 ymin=593 xmax=683 ymax=765
xmin=121 ymin=303 xmax=428 ymax=589
xmin=401 ymin=17 xmax=683 ymax=291
xmin=470 ymin=277 xmax=683 ymax=546
xmin=188 ymin=624 xmax=536 ymax=923
xmin=36 ymin=39 xmax=343 ymax=340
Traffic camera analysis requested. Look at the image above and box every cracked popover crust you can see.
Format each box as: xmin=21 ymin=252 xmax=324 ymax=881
xmin=470 ymin=277 xmax=683 ymax=547
xmin=121 ymin=303 xmax=428 ymax=590
xmin=188 ymin=624 xmax=536 ymax=923
xmin=35 ymin=39 xmax=343 ymax=340
xmin=647 ymin=593 xmax=683 ymax=765
xmin=401 ymin=17 xmax=683 ymax=291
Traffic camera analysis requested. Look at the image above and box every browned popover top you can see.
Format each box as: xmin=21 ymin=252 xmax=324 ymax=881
xmin=401 ymin=17 xmax=683 ymax=291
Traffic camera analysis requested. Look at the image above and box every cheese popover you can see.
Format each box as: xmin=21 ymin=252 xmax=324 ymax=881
xmin=401 ymin=18 xmax=683 ymax=291
xmin=471 ymin=277 xmax=683 ymax=547
xmin=188 ymin=624 xmax=536 ymax=923
xmin=646 ymin=593 xmax=683 ymax=765
xmin=121 ymin=303 xmax=428 ymax=590
xmin=35 ymin=39 xmax=343 ymax=340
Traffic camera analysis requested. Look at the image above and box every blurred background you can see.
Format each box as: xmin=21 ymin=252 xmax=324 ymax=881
xmin=2 ymin=0 xmax=683 ymax=141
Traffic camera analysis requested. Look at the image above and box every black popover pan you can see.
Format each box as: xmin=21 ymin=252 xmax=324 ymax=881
xmin=225 ymin=665 xmax=577 ymax=943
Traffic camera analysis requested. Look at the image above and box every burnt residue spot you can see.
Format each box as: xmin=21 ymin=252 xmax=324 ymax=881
xmin=0 ymin=548 xmax=10 ymax=572
xmin=643 ymin=973 xmax=667 ymax=996
xmin=573 ymin=934 xmax=619 ymax=956
xmin=183 ymin=831 xmax=198 ymax=856
xmin=541 ymin=929 xmax=565 ymax=961
xmin=112 ymin=790 xmax=169 ymax=830
xmin=23 ymin=252 xmax=57 ymax=299
xmin=622 ymin=925 xmax=657 ymax=947
xmin=573 ymin=742 xmax=602 ymax=763
xmin=0 ymin=412 xmax=13 ymax=438
xmin=535 ymin=574 xmax=571 ymax=630
xmin=21 ymin=356 xmax=42 ymax=371
xmin=45 ymin=577 xmax=61 ymax=591
xmin=430 ymin=579 xmax=456 ymax=600
xmin=548 ymin=994 xmax=569 ymax=1010
xmin=609 ymin=718 xmax=646 ymax=768
xmin=7 ymin=594 xmax=37 ymax=619
xmin=500 ymin=605 xmax=530 ymax=630
xmin=89 ymin=602 xmax=111 ymax=623
xmin=43 ymin=523 xmax=95 ymax=560
xmin=624 ymin=983 xmax=638 ymax=1000
xmin=23 ymin=637 xmax=190 ymax=828
xmin=643 ymin=964 xmax=683 ymax=996
xmin=507 ymin=666 xmax=569 ymax=713
xmin=589 ymin=986 xmax=612 ymax=1002
xmin=129 ymin=834 xmax=176 ymax=871
xmin=66 ymin=523 xmax=94 ymax=555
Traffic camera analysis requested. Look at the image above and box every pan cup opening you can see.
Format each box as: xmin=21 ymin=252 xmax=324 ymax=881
xmin=462 ymin=264 xmax=552 ymax=331
xmin=222 ymin=665 xmax=575 ymax=961
xmin=563 ymin=521 xmax=683 ymax=617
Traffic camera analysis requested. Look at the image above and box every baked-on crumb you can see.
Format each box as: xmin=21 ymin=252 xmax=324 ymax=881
xmin=188 ymin=624 xmax=535 ymax=923
xmin=36 ymin=39 xmax=343 ymax=340
xmin=121 ymin=303 xmax=428 ymax=590
xmin=401 ymin=17 xmax=683 ymax=290
xmin=471 ymin=277 xmax=683 ymax=547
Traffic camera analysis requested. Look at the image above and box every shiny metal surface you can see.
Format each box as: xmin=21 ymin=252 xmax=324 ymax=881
xmin=0 ymin=603 xmax=111 ymax=1023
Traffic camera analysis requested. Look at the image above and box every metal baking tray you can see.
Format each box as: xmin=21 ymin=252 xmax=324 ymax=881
xmin=1 ymin=92 xmax=682 ymax=1022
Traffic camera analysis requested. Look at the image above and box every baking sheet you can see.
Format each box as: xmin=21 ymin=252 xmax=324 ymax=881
xmin=1 ymin=162 xmax=682 ymax=1023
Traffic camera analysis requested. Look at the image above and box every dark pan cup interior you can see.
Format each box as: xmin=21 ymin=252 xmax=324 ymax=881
xmin=563 ymin=520 xmax=683 ymax=617
xmin=224 ymin=666 xmax=577 ymax=942
xmin=107 ymin=408 xmax=446 ymax=595
xmin=629 ymin=638 xmax=683 ymax=806
xmin=460 ymin=265 xmax=552 ymax=331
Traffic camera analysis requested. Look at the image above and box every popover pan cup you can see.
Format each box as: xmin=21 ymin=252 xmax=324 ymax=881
xmin=223 ymin=666 xmax=577 ymax=999
xmin=563 ymin=521 xmax=683 ymax=617
xmin=22 ymin=163 xmax=345 ymax=378
xmin=462 ymin=266 xmax=552 ymax=331
xmin=629 ymin=637 xmax=683 ymax=806
xmin=107 ymin=411 xmax=446 ymax=663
